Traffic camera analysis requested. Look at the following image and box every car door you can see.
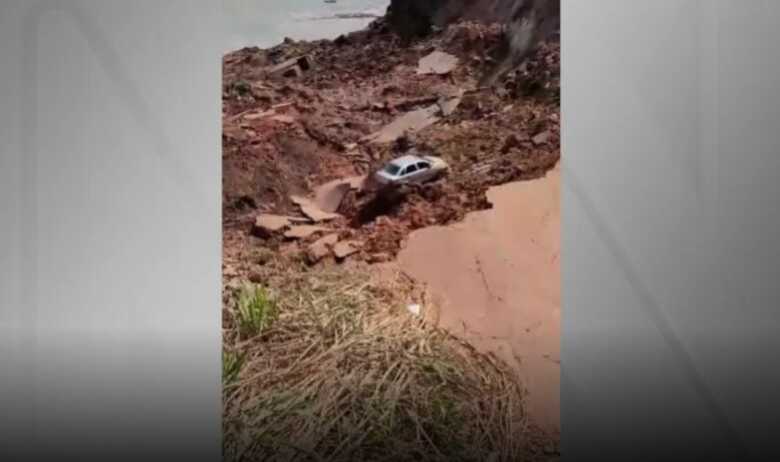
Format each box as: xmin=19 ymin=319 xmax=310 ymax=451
xmin=401 ymin=163 xmax=420 ymax=183
xmin=415 ymin=161 xmax=434 ymax=182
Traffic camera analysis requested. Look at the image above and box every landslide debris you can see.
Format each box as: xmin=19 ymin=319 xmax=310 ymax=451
xmin=222 ymin=11 xmax=562 ymax=460
xmin=387 ymin=0 xmax=560 ymax=84
xmin=223 ymin=15 xmax=559 ymax=262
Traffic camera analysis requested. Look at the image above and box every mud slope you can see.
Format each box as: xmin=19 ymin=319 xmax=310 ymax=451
xmin=398 ymin=164 xmax=560 ymax=433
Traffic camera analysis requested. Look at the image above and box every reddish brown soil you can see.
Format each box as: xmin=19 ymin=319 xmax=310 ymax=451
xmin=223 ymin=18 xmax=560 ymax=261
xmin=398 ymin=164 xmax=561 ymax=435
xmin=221 ymin=17 xmax=562 ymax=457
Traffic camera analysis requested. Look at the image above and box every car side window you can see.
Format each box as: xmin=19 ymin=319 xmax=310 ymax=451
xmin=405 ymin=164 xmax=418 ymax=175
xmin=417 ymin=162 xmax=430 ymax=170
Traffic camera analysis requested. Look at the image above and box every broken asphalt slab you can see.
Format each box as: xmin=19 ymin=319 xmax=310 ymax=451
xmin=362 ymin=105 xmax=441 ymax=144
xmin=314 ymin=182 xmax=352 ymax=213
xmin=313 ymin=175 xmax=367 ymax=213
xmin=291 ymin=195 xmax=342 ymax=222
xmin=284 ymin=225 xmax=331 ymax=240
xmin=306 ymin=233 xmax=340 ymax=264
xmin=417 ymin=50 xmax=459 ymax=75
xmin=253 ymin=214 xmax=309 ymax=238
xmin=333 ymin=240 xmax=362 ymax=260
xmin=437 ymin=89 xmax=465 ymax=117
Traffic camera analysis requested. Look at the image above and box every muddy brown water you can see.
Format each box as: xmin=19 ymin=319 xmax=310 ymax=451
xmin=397 ymin=164 xmax=560 ymax=433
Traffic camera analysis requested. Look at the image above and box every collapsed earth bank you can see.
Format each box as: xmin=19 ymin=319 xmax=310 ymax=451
xmin=223 ymin=3 xmax=559 ymax=263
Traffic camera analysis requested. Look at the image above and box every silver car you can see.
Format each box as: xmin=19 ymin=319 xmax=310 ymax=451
xmin=373 ymin=154 xmax=449 ymax=186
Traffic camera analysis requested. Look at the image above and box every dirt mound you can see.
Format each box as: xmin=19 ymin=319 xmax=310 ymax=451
xmin=223 ymin=17 xmax=559 ymax=259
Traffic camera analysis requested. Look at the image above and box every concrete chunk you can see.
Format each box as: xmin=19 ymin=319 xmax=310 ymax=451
xmin=532 ymin=130 xmax=551 ymax=146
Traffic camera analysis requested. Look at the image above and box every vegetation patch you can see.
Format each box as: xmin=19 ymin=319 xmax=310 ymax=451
xmin=235 ymin=284 xmax=279 ymax=338
xmin=223 ymin=260 xmax=532 ymax=461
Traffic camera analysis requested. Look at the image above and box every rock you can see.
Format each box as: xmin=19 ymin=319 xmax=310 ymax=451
xmin=253 ymin=214 xmax=296 ymax=238
xmin=312 ymin=179 xmax=359 ymax=213
xmin=532 ymin=130 xmax=551 ymax=146
xmin=416 ymin=50 xmax=459 ymax=75
xmin=300 ymin=205 xmax=340 ymax=222
xmin=284 ymin=225 xmax=330 ymax=240
xmin=291 ymin=196 xmax=342 ymax=222
xmin=268 ymin=55 xmax=313 ymax=77
xmin=333 ymin=240 xmax=362 ymax=260
xmin=317 ymin=182 xmax=351 ymax=213
xmin=437 ymin=90 xmax=464 ymax=117
xmin=306 ymin=234 xmax=340 ymax=264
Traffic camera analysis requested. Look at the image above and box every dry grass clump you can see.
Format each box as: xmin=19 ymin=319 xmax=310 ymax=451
xmin=223 ymin=261 xmax=530 ymax=461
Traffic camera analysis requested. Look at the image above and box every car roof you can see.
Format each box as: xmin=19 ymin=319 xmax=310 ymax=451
xmin=389 ymin=155 xmax=428 ymax=168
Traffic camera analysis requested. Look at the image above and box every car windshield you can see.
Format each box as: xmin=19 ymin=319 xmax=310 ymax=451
xmin=383 ymin=163 xmax=402 ymax=176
